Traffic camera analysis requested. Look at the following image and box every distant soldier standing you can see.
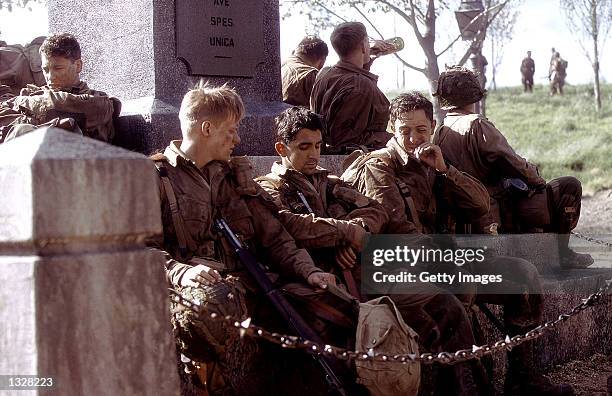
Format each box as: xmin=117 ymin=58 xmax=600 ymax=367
xmin=550 ymin=52 xmax=568 ymax=95
xmin=520 ymin=51 xmax=535 ymax=93
xmin=281 ymin=36 xmax=328 ymax=107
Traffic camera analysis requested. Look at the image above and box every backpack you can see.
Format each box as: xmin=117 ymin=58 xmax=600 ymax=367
xmin=355 ymin=296 xmax=420 ymax=396
xmin=0 ymin=36 xmax=46 ymax=95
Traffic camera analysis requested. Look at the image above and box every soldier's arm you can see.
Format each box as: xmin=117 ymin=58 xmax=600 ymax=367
xmin=330 ymin=177 xmax=389 ymax=233
xmin=301 ymin=69 xmax=318 ymax=104
xmin=357 ymin=159 xmax=418 ymax=234
xmin=247 ymin=193 xmax=324 ymax=282
xmin=438 ymin=165 xmax=490 ymax=219
xmin=474 ymin=118 xmax=545 ymax=187
xmin=256 ymin=177 xmax=367 ymax=249
xmin=327 ymin=87 xmax=382 ymax=147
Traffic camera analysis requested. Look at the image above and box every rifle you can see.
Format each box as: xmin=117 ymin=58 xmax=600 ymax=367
xmin=215 ymin=218 xmax=348 ymax=396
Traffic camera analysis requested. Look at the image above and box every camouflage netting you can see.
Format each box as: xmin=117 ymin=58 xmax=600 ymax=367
xmin=170 ymin=277 xmax=250 ymax=363
xmin=434 ymin=66 xmax=486 ymax=110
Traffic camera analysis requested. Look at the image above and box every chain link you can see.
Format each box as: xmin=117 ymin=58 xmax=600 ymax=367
xmin=571 ymin=231 xmax=612 ymax=248
xmin=170 ymin=278 xmax=612 ymax=366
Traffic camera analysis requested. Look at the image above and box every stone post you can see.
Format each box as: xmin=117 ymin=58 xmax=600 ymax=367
xmin=0 ymin=129 xmax=179 ymax=395
xmin=47 ymin=0 xmax=286 ymax=156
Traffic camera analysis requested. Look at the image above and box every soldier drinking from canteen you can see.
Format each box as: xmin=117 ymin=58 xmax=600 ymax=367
xmin=0 ymin=33 xmax=121 ymax=143
xmin=149 ymin=82 xmax=344 ymax=395
xmin=343 ymin=91 xmax=573 ymax=395
xmin=433 ymin=66 xmax=592 ymax=269
xmin=310 ymin=22 xmax=393 ymax=154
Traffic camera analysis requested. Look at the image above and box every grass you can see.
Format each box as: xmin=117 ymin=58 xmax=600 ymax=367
xmin=486 ymin=84 xmax=612 ymax=195
xmin=387 ymin=84 xmax=612 ymax=195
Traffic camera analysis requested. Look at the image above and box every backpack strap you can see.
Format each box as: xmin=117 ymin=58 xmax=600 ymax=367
xmin=154 ymin=160 xmax=197 ymax=260
xmin=396 ymin=180 xmax=423 ymax=233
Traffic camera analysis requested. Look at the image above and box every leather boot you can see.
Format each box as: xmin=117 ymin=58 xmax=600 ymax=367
xmin=558 ymin=234 xmax=593 ymax=269
xmin=504 ymin=328 xmax=575 ymax=396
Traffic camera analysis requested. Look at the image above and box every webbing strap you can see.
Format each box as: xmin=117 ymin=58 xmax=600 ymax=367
xmin=397 ymin=181 xmax=423 ymax=233
xmin=155 ymin=162 xmax=196 ymax=259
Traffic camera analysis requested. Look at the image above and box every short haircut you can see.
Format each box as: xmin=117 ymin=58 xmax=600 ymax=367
xmin=330 ymin=22 xmax=367 ymax=58
xmin=275 ymin=106 xmax=324 ymax=145
xmin=295 ymin=36 xmax=329 ymax=60
xmin=179 ymin=80 xmax=245 ymax=134
xmin=389 ymin=91 xmax=434 ymax=126
xmin=40 ymin=33 xmax=81 ymax=61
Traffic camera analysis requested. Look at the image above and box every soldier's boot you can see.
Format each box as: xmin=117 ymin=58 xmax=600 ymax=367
xmin=558 ymin=233 xmax=594 ymax=269
xmin=438 ymin=360 xmax=491 ymax=396
xmin=504 ymin=328 xmax=575 ymax=396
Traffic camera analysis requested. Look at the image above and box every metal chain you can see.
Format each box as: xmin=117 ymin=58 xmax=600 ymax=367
xmin=169 ymin=278 xmax=612 ymax=366
xmin=571 ymin=231 xmax=612 ymax=248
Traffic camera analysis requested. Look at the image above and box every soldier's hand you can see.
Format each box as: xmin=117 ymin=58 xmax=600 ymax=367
xmin=335 ymin=246 xmax=357 ymax=270
xmin=181 ymin=264 xmax=222 ymax=287
xmin=415 ymin=143 xmax=448 ymax=173
xmin=347 ymin=223 xmax=367 ymax=251
xmin=307 ymin=272 xmax=337 ymax=290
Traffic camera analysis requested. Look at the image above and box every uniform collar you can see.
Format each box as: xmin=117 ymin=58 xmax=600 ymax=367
xmin=335 ymin=61 xmax=379 ymax=82
xmin=386 ymin=137 xmax=414 ymax=167
xmin=163 ymin=140 xmax=199 ymax=168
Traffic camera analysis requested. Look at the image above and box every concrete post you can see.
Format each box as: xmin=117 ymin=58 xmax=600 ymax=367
xmin=0 ymin=128 xmax=179 ymax=395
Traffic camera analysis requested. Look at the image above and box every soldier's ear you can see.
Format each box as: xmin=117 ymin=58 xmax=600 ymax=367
xmin=74 ymin=59 xmax=83 ymax=74
xmin=201 ymin=120 xmax=212 ymax=136
xmin=275 ymin=141 xmax=288 ymax=157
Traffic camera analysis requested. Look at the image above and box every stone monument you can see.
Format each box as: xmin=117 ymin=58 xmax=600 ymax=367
xmin=47 ymin=0 xmax=286 ymax=156
xmin=0 ymin=128 xmax=179 ymax=395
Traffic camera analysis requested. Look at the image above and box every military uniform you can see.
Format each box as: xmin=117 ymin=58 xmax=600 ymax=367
xmin=310 ymin=61 xmax=391 ymax=154
xmin=0 ymin=81 xmax=120 ymax=143
xmin=550 ymin=57 xmax=567 ymax=95
xmin=281 ymin=55 xmax=319 ymax=107
xmin=520 ymin=57 xmax=535 ymax=92
xmin=150 ymin=143 xmax=355 ymax=395
xmin=434 ymin=110 xmax=584 ymax=258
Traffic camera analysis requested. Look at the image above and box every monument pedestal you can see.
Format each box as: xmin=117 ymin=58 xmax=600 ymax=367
xmin=48 ymin=0 xmax=286 ymax=155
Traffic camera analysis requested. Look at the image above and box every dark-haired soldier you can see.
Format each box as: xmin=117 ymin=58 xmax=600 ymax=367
xmin=259 ymin=106 xmax=490 ymax=396
xmin=520 ymin=51 xmax=535 ymax=93
xmin=433 ymin=66 xmax=592 ymax=269
xmin=282 ymin=36 xmax=328 ymax=107
xmin=310 ymin=22 xmax=391 ymax=154
xmin=343 ymin=91 xmax=575 ymax=396
xmin=0 ymin=33 xmax=120 ymax=143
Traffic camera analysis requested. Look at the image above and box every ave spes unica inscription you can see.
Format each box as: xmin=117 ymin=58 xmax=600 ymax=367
xmin=176 ymin=0 xmax=265 ymax=77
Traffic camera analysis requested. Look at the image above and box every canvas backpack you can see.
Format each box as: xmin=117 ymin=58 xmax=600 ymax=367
xmin=0 ymin=36 xmax=46 ymax=95
xmin=355 ymin=296 xmax=420 ymax=396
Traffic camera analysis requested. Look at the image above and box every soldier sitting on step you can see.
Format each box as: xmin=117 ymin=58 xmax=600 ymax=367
xmin=0 ymin=33 xmax=121 ymax=143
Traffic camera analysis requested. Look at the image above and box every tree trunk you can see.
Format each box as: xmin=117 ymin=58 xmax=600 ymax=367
xmin=423 ymin=47 xmax=444 ymax=124
xmin=591 ymin=1 xmax=602 ymax=112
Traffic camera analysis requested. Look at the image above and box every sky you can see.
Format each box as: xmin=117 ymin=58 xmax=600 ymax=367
xmin=1 ymin=0 xmax=610 ymax=92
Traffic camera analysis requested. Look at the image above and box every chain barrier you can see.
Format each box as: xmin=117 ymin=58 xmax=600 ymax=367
xmin=571 ymin=231 xmax=612 ymax=249
xmin=170 ymin=277 xmax=612 ymax=366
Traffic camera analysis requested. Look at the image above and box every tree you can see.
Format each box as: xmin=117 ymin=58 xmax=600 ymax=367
xmin=0 ymin=0 xmax=43 ymax=11
xmin=560 ymin=0 xmax=612 ymax=112
xmin=485 ymin=0 xmax=522 ymax=90
xmin=282 ymin=0 xmax=512 ymax=122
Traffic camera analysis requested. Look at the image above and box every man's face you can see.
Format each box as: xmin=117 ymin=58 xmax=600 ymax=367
xmin=527 ymin=51 xmax=532 ymax=58
xmin=362 ymin=36 xmax=371 ymax=66
xmin=41 ymin=54 xmax=82 ymax=89
xmin=392 ymin=109 xmax=435 ymax=155
xmin=204 ymin=116 xmax=241 ymax=162
xmin=315 ymin=56 xmax=327 ymax=70
xmin=277 ymin=128 xmax=322 ymax=175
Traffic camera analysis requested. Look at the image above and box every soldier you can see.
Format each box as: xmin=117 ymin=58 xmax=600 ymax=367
xmin=149 ymin=81 xmax=344 ymax=395
xmin=550 ymin=52 xmax=567 ymax=95
xmin=0 ymin=33 xmax=120 ymax=143
xmin=259 ymin=106 xmax=490 ymax=395
xmin=342 ymin=91 xmax=575 ymax=396
xmin=521 ymin=51 xmax=535 ymax=93
xmin=281 ymin=36 xmax=328 ymax=107
xmin=433 ymin=66 xmax=592 ymax=269
xmin=310 ymin=21 xmax=392 ymax=154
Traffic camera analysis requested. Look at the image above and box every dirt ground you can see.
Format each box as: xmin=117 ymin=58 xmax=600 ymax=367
xmin=543 ymin=189 xmax=612 ymax=395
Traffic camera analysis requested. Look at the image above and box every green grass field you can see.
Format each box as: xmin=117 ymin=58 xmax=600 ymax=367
xmin=486 ymin=84 xmax=612 ymax=195
xmin=388 ymin=84 xmax=612 ymax=195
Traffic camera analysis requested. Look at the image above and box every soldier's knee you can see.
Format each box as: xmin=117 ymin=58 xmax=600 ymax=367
xmin=550 ymin=176 xmax=582 ymax=198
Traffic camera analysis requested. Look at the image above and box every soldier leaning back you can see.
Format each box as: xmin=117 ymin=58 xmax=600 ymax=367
xmin=148 ymin=82 xmax=339 ymax=395
xmin=0 ymin=33 xmax=120 ymax=143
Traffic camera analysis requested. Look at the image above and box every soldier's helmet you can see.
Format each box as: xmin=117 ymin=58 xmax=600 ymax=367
xmin=433 ymin=66 xmax=486 ymax=110
xmin=170 ymin=276 xmax=250 ymax=363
